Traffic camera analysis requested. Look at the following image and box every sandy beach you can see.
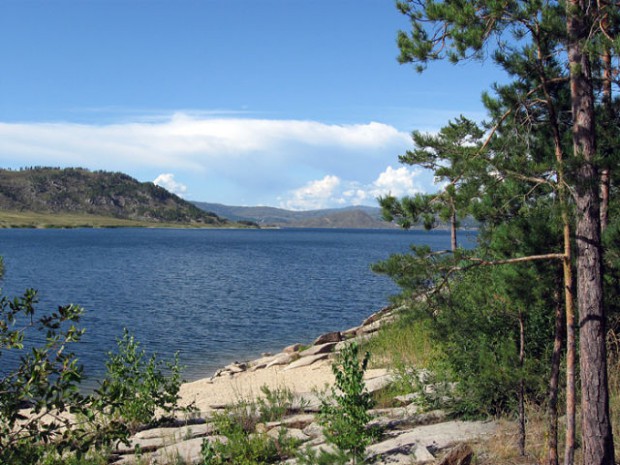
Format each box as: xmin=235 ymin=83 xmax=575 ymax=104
xmin=179 ymin=356 xmax=390 ymax=413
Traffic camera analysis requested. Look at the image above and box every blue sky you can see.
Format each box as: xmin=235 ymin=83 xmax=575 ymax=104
xmin=0 ymin=1 xmax=505 ymax=209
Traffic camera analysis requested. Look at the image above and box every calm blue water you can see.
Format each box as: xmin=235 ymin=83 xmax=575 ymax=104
xmin=0 ymin=228 xmax=475 ymax=385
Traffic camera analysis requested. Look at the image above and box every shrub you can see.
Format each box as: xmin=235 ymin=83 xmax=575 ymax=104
xmin=0 ymin=290 xmax=124 ymax=464
xmin=94 ymin=328 xmax=189 ymax=432
xmin=256 ymin=385 xmax=297 ymax=422
xmin=318 ymin=342 xmax=375 ymax=464
xmin=201 ymin=395 xmax=300 ymax=465
xmin=0 ymin=288 xmax=191 ymax=463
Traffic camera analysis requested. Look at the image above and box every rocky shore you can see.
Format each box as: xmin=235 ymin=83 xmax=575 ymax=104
xmin=109 ymin=306 xmax=499 ymax=464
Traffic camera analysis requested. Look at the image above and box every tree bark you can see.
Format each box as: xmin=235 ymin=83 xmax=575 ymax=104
xmin=566 ymin=1 xmax=614 ymax=464
xmin=518 ymin=310 xmax=526 ymax=457
xmin=599 ymin=0 xmax=612 ymax=232
xmin=548 ymin=290 xmax=564 ymax=465
xmin=450 ymin=206 xmax=457 ymax=252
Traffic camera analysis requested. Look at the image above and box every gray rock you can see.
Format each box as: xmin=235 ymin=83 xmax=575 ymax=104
xmin=367 ymin=420 xmax=498 ymax=461
xmin=224 ymin=362 xmax=246 ymax=374
xmin=292 ymin=392 xmax=323 ymax=412
xmin=357 ymin=315 xmax=396 ymax=335
xmin=341 ymin=326 xmax=360 ymax=338
xmin=283 ymin=343 xmax=303 ymax=353
xmin=361 ymin=305 xmax=394 ymax=326
xmin=313 ymin=331 xmax=342 ymax=345
xmin=265 ymin=413 xmax=316 ymax=430
xmin=249 ymin=354 xmax=280 ymax=370
xmin=133 ymin=423 xmax=214 ymax=441
xmin=302 ymin=421 xmax=324 ymax=438
xmin=267 ymin=427 xmax=311 ymax=442
xmin=365 ymin=373 xmax=395 ymax=393
xmin=151 ymin=436 xmax=227 ymax=465
xmin=266 ymin=353 xmax=295 ymax=368
xmin=335 ymin=333 xmax=375 ymax=351
xmin=114 ymin=423 xmax=213 ymax=455
xmin=299 ymin=342 xmax=337 ymax=357
xmin=284 ymin=353 xmax=329 ymax=370
xmin=393 ymin=393 xmax=420 ymax=406
xmin=250 ymin=362 xmax=268 ymax=371
xmin=438 ymin=443 xmax=474 ymax=465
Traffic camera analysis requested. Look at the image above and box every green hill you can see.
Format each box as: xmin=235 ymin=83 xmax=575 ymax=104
xmin=192 ymin=202 xmax=398 ymax=229
xmin=0 ymin=167 xmax=230 ymax=227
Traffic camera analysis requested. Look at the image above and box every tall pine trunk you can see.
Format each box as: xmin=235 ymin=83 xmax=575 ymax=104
xmin=599 ymin=0 xmax=612 ymax=232
xmin=518 ymin=310 xmax=526 ymax=457
xmin=450 ymin=206 xmax=457 ymax=252
xmin=548 ymin=290 xmax=564 ymax=465
xmin=566 ymin=1 xmax=614 ymax=464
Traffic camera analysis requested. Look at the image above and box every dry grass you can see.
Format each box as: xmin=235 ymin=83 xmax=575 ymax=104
xmin=473 ymin=407 xmax=549 ymax=465
xmin=362 ymin=314 xmax=620 ymax=464
xmin=474 ymin=341 xmax=620 ymax=465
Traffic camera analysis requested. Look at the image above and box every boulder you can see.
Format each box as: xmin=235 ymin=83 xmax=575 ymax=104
xmin=438 ymin=443 xmax=474 ymax=465
xmin=361 ymin=305 xmax=394 ymax=326
xmin=313 ymin=331 xmax=342 ymax=345
xmin=133 ymin=422 xmax=214 ymax=441
xmin=364 ymin=373 xmax=395 ymax=393
xmin=367 ymin=420 xmax=498 ymax=462
xmin=267 ymin=427 xmax=311 ymax=442
xmin=266 ymin=413 xmax=316 ymax=430
xmin=299 ymin=342 xmax=337 ymax=357
xmin=283 ymin=343 xmax=303 ymax=353
xmin=266 ymin=353 xmax=295 ymax=368
xmin=335 ymin=333 xmax=375 ymax=351
xmin=284 ymin=353 xmax=329 ymax=370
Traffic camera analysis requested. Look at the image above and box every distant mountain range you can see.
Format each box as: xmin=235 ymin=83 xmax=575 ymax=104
xmin=192 ymin=202 xmax=397 ymax=229
xmin=0 ymin=167 xmax=475 ymax=230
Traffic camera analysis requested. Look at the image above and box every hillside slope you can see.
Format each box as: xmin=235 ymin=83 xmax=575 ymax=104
xmin=0 ymin=168 xmax=227 ymax=225
xmin=192 ymin=202 xmax=397 ymax=228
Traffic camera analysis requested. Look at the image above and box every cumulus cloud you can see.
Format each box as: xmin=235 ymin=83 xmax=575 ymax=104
xmin=280 ymin=166 xmax=424 ymax=210
xmin=281 ymin=175 xmax=341 ymax=211
xmin=153 ymin=173 xmax=188 ymax=197
xmin=369 ymin=166 xmax=422 ymax=198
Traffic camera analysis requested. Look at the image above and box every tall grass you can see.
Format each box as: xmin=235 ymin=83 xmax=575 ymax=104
xmin=473 ymin=333 xmax=620 ymax=465
xmin=362 ymin=314 xmax=435 ymax=370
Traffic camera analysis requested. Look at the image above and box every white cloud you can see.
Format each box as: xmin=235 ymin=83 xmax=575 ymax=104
xmin=281 ymin=175 xmax=341 ymax=211
xmin=0 ymin=114 xmax=409 ymax=171
xmin=153 ymin=173 xmax=188 ymax=197
xmin=279 ymin=166 xmax=424 ymax=210
xmin=0 ymin=113 xmax=419 ymax=207
xmin=369 ymin=166 xmax=422 ymax=198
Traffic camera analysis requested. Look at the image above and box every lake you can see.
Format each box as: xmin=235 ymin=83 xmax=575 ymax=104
xmin=0 ymin=227 xmax=475 ymax=385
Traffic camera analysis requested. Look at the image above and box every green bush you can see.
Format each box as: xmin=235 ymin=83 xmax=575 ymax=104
xmin=0 ymin=288 xmax=193 ymax=464
xmin=318 ymin=342 xmax=375 ymax=464
xmin=256 ymin=385 xmax=297 ymax=422
xmin=94 ymin=328 xmax=189 ymax=432
xmin=201 ymin=394 xmax=300 ymax=465
xmin=0 ymin=290 xmax=125 ymax=464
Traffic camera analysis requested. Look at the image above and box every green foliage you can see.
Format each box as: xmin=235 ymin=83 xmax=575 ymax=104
xmin=256 ymin=385 xmax=297 ymax=422
xmin=318 ymin=343 xmax=375 ymax=464
xmin=379 ymin=116 xmax=485 ymax=248
xmin=0 ymin=288 xmax=193 ymax=463
xmin=295 ymin=445 xmax=351 ymax=465
xmin=95 ymin=328 xmax=189 ymax=432
xmin=0 ymin=289 xmax=125 ymax=464
xmin=201 ymin=393 xmax=300 ymax=465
